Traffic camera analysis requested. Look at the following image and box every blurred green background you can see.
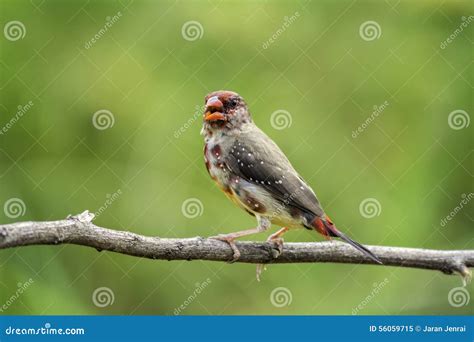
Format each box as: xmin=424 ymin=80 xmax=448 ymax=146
xmin=0 ymin=0 xmax=472 ymax=315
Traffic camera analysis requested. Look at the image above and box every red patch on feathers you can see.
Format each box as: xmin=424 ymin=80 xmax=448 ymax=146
xmin=313 ymin=217 xmax=328 ymax=236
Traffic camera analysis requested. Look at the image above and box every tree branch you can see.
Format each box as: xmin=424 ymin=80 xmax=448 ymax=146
xmin=0 ymin=211 xmax=472 ymax=281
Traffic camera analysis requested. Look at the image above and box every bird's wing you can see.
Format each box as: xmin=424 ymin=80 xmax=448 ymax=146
xmin=225 ymin=125 xmax=325 ymax=218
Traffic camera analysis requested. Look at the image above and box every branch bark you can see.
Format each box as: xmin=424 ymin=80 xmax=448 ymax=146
xmin=0 ymin=211 xmax=472 ymax=281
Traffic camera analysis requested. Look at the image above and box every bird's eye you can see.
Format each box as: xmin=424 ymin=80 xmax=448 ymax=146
xmin=229 ymin=98 xmax=238 ymax=107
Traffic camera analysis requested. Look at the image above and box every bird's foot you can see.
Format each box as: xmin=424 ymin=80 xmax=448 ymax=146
xmin=268 ymin=236 xmax=284 ymax=258
xmin=256 ymin=236 xmax=285 ymax=281
xmin=256 ymin=264 xmax=267 ymax=282
xmin=209 ymin=234 xmax=241 ymax=263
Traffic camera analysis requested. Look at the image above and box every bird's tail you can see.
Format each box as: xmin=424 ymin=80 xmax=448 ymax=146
xmin=312 ymin=215 xmax=382 ymax=264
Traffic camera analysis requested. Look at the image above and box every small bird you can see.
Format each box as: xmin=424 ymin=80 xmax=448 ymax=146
xmin=201 ymin=90 xmax=381 ymax=278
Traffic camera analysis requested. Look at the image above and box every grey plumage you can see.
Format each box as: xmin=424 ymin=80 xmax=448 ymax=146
xmin=225 ymin=124 xmax=325 ymax=220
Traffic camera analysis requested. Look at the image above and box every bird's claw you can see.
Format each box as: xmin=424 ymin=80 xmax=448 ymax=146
xmin=209 ymin=234 xmax=241 ymax=263
xmin=256 ymin=264 xmax=266 ymax=282
xmin=256 ymin=237 xmax=285 ymax=281
xmin=269 ymin=237 xmax=284 ymax=258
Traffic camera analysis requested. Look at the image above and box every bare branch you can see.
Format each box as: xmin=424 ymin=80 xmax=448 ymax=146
xmin=0 ymin=211 xmax=472 ymax=281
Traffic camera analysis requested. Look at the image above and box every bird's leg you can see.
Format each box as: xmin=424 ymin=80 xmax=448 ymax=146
xmin=266 ymin=226 xmax=289 ymax=257
xmin=256 ymin=227 xmax=289 ymax=281
xmin=209 ymin=216 xmax=271 ymax=263
xmin=210 ymin=227 xmax=263 ymax=262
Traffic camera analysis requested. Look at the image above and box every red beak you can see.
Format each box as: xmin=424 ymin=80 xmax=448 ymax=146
xmin=204 ymin=96 xmax=225 ymax=122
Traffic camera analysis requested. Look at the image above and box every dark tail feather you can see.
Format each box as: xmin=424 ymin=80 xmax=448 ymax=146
xmin=316 ymin=216 xmax=382 ymax=264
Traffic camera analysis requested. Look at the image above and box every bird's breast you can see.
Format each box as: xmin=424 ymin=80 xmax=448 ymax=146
xmin=204 ymin=139 xmax=232 ymax=193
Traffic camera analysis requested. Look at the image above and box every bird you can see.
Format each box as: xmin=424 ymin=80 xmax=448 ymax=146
xmin=201 ymin=90 xmax=381 ymax=278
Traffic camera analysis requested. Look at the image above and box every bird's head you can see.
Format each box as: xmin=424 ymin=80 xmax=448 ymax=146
xmin=202 ymin=90 xmax=252 ymax=134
